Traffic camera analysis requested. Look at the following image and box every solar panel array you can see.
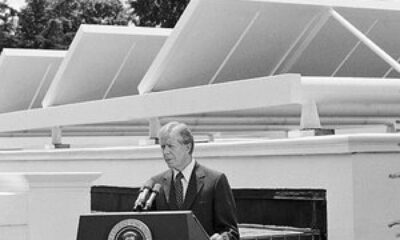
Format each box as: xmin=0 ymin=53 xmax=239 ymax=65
xmin=0 ymin=0 xmax=400 ymax=133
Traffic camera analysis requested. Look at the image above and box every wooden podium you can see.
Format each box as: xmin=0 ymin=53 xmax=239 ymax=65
xmin=76 ymin=211 xmax=209 ymax=240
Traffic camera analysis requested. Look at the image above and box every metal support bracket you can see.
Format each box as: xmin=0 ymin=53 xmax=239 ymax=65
xmin=51 ymin=126 xmax=70 ymax=148
xmin=148 ymin=118 xmax=161 ymax=144
xmin=300 ymin=100 xmax=321 ymax=129
xmin=289 ymin=100 xmax=334 ymax=138
xmin=329 ymin=8 xmax=400 ymax=74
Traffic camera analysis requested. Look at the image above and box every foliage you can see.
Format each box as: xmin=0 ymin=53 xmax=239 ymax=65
xmin=1 ymin=0 xmax=129 ymax=51
xmin=18 ymin=0 xmax=51 ymax=48
xmin=0 ymin=1 xmax=20 ymax=52
xmin=0 ymin=0 xmax=191 ymax=52
xmin=30 ymin=0 xmax=128 ymax=49
xmin=80 ymin=0 xmax=128 ymax=25
xmin=127 ymin=0 xmax=190 ymax=28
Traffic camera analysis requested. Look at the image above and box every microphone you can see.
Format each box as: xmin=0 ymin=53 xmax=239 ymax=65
xmin=133 ymin=180 xmax=154 ymax=211
xmin=143 ymin=183 xmax=162 ymax=210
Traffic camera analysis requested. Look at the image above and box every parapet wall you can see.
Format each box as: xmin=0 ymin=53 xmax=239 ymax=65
xmin=1 ymin=134 xmax=400 ymax=240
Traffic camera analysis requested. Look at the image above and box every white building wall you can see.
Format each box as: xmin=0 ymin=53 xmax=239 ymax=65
xmin=0 ymin=134 xmax=400 ymax=240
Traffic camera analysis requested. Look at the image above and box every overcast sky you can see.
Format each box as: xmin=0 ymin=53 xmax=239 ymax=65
xmin=4 ymin=0 xmax=129 ymax=10
xmin=5 ymin=0 xmax=26 ymax=10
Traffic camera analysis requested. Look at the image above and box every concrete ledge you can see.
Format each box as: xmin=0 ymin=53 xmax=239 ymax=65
xmin=0 ymin=134 xmax=399 ymax=162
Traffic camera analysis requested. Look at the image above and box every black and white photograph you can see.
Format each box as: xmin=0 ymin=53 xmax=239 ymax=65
xmin=1 ymin=0 xmax=400 ymax=239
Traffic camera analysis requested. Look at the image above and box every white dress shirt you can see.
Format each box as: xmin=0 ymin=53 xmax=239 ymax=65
xmin=173 ymin=159 xmax=196 ymax=199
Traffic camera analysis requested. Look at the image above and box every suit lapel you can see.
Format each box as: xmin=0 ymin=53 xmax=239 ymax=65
xmin=183 ymin=162 xmax=205 ymax=209
xmin=162 ymin=169 xmax=173 ymax=207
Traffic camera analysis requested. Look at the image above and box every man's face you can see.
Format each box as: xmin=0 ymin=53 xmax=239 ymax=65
xmin=160 ymin=130 xmax=191 ymax=171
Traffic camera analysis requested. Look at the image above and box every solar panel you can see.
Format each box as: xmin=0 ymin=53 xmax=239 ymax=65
xmin=0 ymin=49 xmax=65 ymax=113
xmin=289 ymin=7 xmax=400 ymax=78
xmin=138 ymin=0 xmax=400 ymax=93
xmin=42 ymin=25 xmax=171 ymax=107
xmin=0 ymin=0 xmax=400 ymax=133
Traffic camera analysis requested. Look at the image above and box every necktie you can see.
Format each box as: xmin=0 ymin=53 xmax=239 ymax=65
xmin=174 ymin=172 xmax=184 ymax=209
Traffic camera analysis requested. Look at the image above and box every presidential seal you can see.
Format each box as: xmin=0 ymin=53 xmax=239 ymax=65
xmin=108 ymin=219 xmax=152 ymax=240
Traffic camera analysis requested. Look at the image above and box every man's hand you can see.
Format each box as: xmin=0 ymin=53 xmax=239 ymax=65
xmin=210 ymin=233 xmax=229 ymax=240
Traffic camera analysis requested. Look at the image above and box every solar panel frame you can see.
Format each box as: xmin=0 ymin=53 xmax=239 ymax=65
xmin=42 ymin=25 xmax=171 ymax=107
xmin=138 ymin=0 xmax=400 ymax=94
xmin=0 ymin=48 xmax=65 ymax=113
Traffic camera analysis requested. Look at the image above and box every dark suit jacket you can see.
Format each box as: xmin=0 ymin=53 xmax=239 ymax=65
xmin=149 ymin=162 xmax=239 ymax=240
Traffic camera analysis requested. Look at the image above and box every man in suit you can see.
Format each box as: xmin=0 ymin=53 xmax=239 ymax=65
xmin=148 ymin=121 xmax=239 ymax=240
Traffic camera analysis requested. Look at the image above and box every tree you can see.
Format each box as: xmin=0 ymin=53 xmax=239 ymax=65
xmin=35 ymin=18 xmax=67 ymax=49
xmin=18 ymin=0 xmax=49 ymax=48
xmin=80 ymin=0 xmax=128 ymax=25
xmin=0 ymin=1 xmax=19 ymax=52
xmin=127 ymin=0 xmax=190 ymax=28
xmin=16 ymin=0 xmax=129 ymax=50
xmin=2 ymin=0 xmax=190 ymax=51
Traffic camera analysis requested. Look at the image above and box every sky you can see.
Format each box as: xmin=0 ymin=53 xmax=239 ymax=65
xmin=4 ymin=0 xmax=131 ymax=10
xmin=4 ymin=0 xmax=26 ymax=10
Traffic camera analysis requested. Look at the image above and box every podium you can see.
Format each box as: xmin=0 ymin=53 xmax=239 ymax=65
xmin=76 ymin=211 xmax=209 ymax=240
